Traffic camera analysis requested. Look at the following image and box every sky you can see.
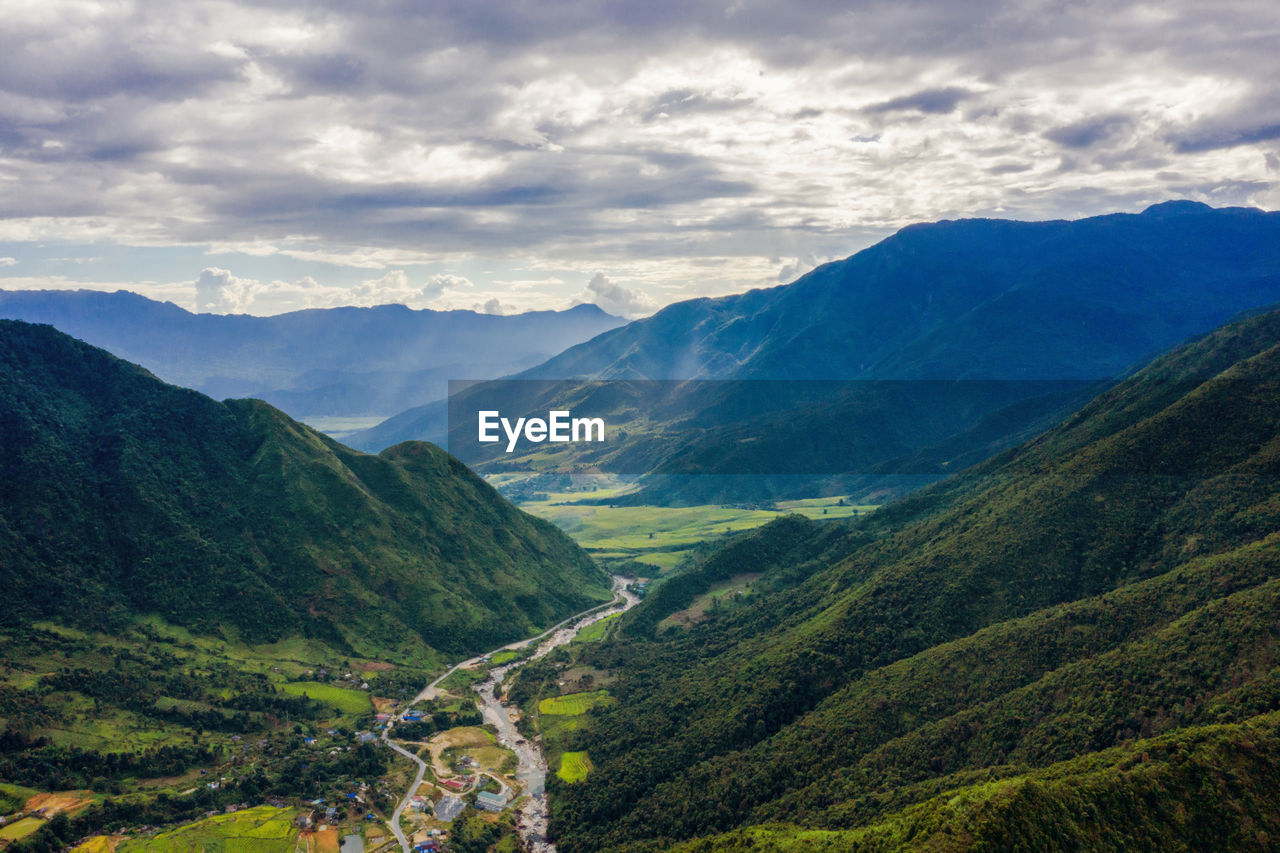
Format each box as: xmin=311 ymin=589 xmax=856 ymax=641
xmin=1 ymin=0 xmax=1278 ymax=318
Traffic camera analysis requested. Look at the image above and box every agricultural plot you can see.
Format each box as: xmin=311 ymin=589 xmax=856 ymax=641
xmin=0 ymin=781 xmax=38 ymax=813
xmin=556 ymin=752 xmax=593 ymax=784
xmin=114 ymin=805 xmax=298 ymax=852
xmin=571 ymin=615 xmax=619 ymax=644
xmin=538 ymin=691 xmax=613 ymax=716
xmin=279 ymin=681 xmax=372 ymax=716
xmin=658 ymin=572 xmax=764 ymax=631
xmin=514 ymin=489 xmax=874 ymax=573
xmin=0 ymin=817 xmax=46 ymax=842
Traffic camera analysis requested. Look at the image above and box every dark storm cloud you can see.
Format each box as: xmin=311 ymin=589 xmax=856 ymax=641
xmin=863 ymin=87 xmax=974 ymax=115
xmin=1044 ymin=114 xmax=1133 ymax=149
xmin=1169 ymin=120 xmax=1280 ymax=153
xmin=255 ymin=52 xmax=369 ymax=94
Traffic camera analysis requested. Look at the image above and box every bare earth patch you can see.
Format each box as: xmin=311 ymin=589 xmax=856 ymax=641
xmin=25 ymin=791 xmax=94 ymax=817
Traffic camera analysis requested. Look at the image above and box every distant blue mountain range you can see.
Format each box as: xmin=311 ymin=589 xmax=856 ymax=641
xmin=348 ymin=201 xmax=1280 ymax=504
xmin=0 ymin=291 xmax=625 ymax=424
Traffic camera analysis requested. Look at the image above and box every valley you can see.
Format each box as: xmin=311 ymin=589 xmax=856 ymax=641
xmin=4 ymin=202 xmax=1280 ymax=853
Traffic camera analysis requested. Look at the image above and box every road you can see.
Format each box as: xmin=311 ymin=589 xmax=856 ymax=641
xmin=381 ymin=577 xmax=639 ymax=853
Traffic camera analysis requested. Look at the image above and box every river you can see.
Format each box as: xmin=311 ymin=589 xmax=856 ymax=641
xmin=386 ymin=576 xmax=640 ymax=853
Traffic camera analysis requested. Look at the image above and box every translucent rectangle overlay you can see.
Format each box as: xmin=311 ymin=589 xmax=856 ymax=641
xmin=446 ymin=378 xmax=1117 ymax=476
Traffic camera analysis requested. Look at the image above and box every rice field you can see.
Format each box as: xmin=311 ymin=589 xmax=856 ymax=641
xmin=556 ymin=752 xmax=593 ymax=783
xmin=538 ymin=690 xmax=614 ymax=716
xmin=0 ymin=817 xmax=46 ymax=842
xmin=279 ymin=681 xmax=372 ymax=716
xmin=114 ymin=805 xmax=298 ymax=852
xmin=514 ymin=488 xmax=874 ymax=573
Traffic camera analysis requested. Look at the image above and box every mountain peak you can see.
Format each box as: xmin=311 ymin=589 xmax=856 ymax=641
xmin=1140 ymin=199 xmax=1215 ymax=217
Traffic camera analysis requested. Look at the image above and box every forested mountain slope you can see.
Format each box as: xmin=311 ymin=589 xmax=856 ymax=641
xmin=536 ymin=307 xmax=1280 ymax=851
xmin=351 ymin=202 xmax=1280 ymax=509
xmin=0 ymin=320 xmax=610 ymax=658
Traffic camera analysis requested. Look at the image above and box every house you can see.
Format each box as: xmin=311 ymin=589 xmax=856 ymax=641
xmin=475 ymin=790 xmax=508 ymax=812
xmin=434 ymin=795 xmax=465 ymax=822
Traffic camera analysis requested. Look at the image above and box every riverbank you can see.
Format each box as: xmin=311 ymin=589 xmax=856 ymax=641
xmin=383 ymin=576 xmax=640 ymax=853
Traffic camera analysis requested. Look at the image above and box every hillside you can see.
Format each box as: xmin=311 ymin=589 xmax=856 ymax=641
xmin=521 ymin=307 xmax=1280 ymax=851
xmin=0 ymin=291 xmax=624 ymax=422
xmin=0 ymin=319 xmax=611 ymax=657
xmin=528 ymin=200 xmax=1280 ymax=382
xmin=350 ymin=202 xmax=1280 ymax=505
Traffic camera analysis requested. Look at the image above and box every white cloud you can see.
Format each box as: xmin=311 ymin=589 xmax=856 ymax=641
xmin=421 ymin=273 xmax=473 ymax=301
xmin=574 ymin=272 xmax=658 ymax=318
xmin=195 ymin=267 xmax=258 ymax=313
xmin=0 ymin=1 xmax=1276 ymax=315
xmin=0 ymin=258 xmax=16 ymax=267
xmin=191 ymin=267 xmax=484 ymax=315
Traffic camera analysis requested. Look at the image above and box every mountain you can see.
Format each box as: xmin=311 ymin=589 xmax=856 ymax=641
xmin=0 ymin=291 xmax=625 ymax=422
xmin=528 ymin=200 xmax=1280 ymax=381
xmin=525 ymin=306 xmax=1280 ymax=851
xmin=0 ymin=319 xmax=611 ymax=657
xmin=351 ymin=202 xmax=1280 ymax=506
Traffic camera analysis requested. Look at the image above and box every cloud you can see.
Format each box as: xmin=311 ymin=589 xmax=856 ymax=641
xmin=776 ymin=255 xmax=821 ymax=283
xmin=480 ymin=297 xmax=506 ymax=315
xmin=194 ymin=266 xmax=476 ymax=314
xmin=421 ymin=273 xmax=472 ymax=301
xmin=1044 ymin=114 xmax=1134 ymax=149
xmin=864 ymin=87 xmax=974 ymax=115
xmin=1168 ymin=120 xmax=1280 ymax=154
xmin=0 ymin=258 xmax=16 ymax=267
xmin=1 ymin=0 xmax=1278 ymax=315
xmin=195 ymin=267 xmax=257 ymax=313
xmin=575 ymin=272 xmax=657 ymax=318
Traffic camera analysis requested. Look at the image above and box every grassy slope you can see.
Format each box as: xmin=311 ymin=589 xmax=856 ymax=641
xmin=666 ymin=713 xmax=1280 ymax=852
xmin=515 ymin=487 xmax=870 ymax=573
xmin=546 ymin=308 xmax=1280 ymax=852
xmin=0 ymin=320 xmax=611 ymax=659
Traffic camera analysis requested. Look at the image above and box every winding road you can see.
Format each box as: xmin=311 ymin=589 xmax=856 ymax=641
xmin=381 ymin=577 xmax=639 ymax=853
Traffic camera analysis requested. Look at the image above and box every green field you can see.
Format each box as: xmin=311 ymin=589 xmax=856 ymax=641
xmin=0 ymin=781 xmax=38 ymax=813
xmin=513 ymin=488 xmax=874 ymax=573
xmin=298 ymin=415 xmax=392 ymax=441
xmin=0 ymin=817 xmax=46 ymax=842
xmin=538 ymin=690 xmax=614 ymax=716
xmin=115 ymin=805 xmax=298 ymax=852
xmin=490 ymin=649 xmax=524 ymax=665
xmin=556 ymin=751 xmax=593 ymax=784
xmin=572 ymin=614 xmax=619 ymax=644
xmin=658 ymin=572 xmax=762 ymax=631
xmin=279 ymin=681 xmax=372 ymax=716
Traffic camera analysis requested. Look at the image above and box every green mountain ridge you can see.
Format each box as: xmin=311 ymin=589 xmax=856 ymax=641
xmin=533 ymin=307 xmax=1280 ymax=851
xmin=0 ymin=319 xmax=611 ymax=657
xmin=351 ymin=202 xmax=1280 ymax=506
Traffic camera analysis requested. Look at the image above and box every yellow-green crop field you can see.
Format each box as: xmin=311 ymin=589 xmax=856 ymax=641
xmin=538 ymin=690 xmax=614 ymax=716
xmin=513 ymin=488 xmax=874 ymax=573
xmin=0 ymin=817 xmax=46 ymax=842
xmin=556 ymin=751 xmax=593 ymax=783
xmin=279 ymin=681 xmax=372 ymax=716
xmin=115 ymin=805 xmax=298 ymax=852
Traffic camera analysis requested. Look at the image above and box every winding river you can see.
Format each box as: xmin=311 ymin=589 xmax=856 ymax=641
xmin=385 ymin=577 xmax=640 ymax=853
